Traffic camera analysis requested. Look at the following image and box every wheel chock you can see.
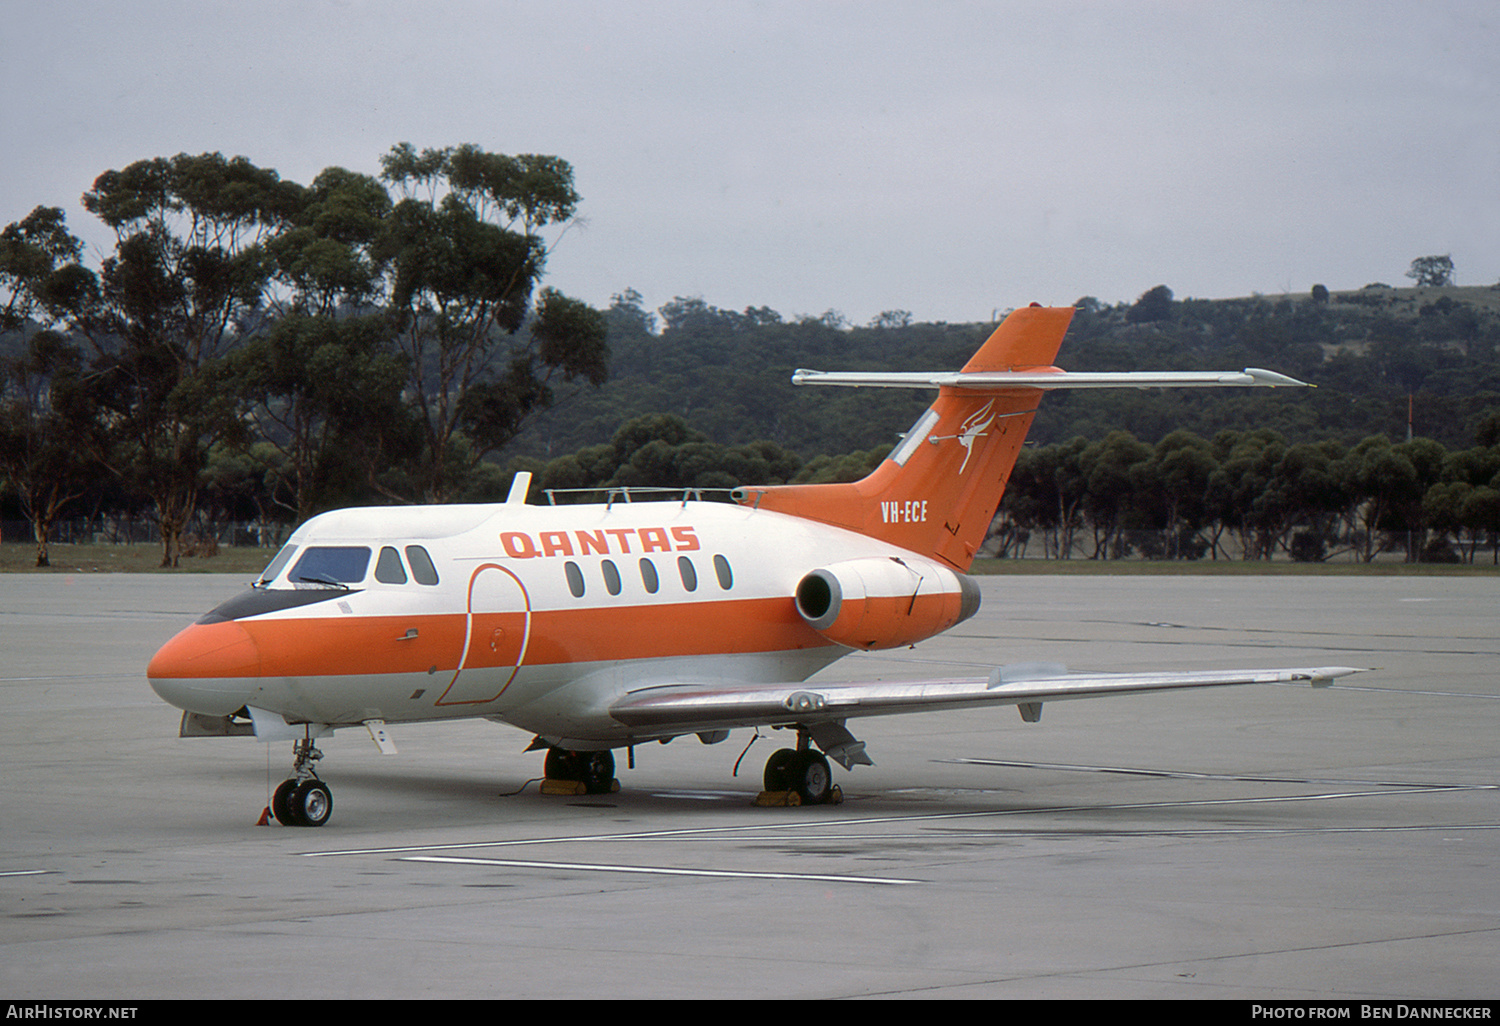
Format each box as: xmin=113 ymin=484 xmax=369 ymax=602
xmin=754 ymin=785 xmax=844 ymax=808
xmin=541 ymin=778 xmax=588 ymax=796
xmin=540 ymin=778 xmax=621 ymax=796
xmin=257 ymin=806 xmax=274 ymax=826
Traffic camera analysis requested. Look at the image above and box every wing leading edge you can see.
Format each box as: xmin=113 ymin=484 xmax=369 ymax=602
xmin=609 ymin=664 xmax=1364 ymax=741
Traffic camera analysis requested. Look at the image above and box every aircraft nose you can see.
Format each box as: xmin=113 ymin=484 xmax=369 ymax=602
xmin=147 ymin=620 xmax=261 ymax=715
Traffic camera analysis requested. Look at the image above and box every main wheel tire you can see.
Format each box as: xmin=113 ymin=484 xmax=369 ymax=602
xmin=291 ymin=780 xmax=333 ymax=827
xmin=581 ymin=751 xmax=616 ymax=795
xmin=764 ymin=748 xmax=799 ymax=792
xmin=271 ymin=779 xmax=298 ymax=825
xmin=545 ymin=747 xmax=580 ymax=781
xmin=792 ymin=752 xmax=832 ymax=806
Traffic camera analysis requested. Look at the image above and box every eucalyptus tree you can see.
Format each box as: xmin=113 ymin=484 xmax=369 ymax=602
xmin=0 ymin=207 xmax=101 ymax=564
xmin=1080 ymin=430 xmax=1152 ymax=558
xmin=1256 ymin=440 xmax=1349 ymax=561
xmin=1422 ymin=481 xmax=1498 ymax=562
xmin=1001 ymin=437 xmax=1090 ymax=558
xmin=267 ymin=165 xmax=393 ymax=317
xmin=228 ymin=166 xmax=413 ymax=521
xmin=1407 ymin=255 xmax=1454 ymax=288
xmin=1144 ymin=430 xmax=1219 ymax=559
xmin=0 ymin=332 xmax=106 ymax=566
xmin=374 ymin=143 xmax=607 ymax=501
xmin=223 ymin=313 xmax=411 ymax=521
xmin=1460 ymin=486 xmax=1500 ymax=564
xmin=77 ymin=153 xmax=299 ymax=564
xmin=1208 ymin=429 xmax=1287 ymax=560
xmin=1390 ymin=437 xmax=1449 ymax=560
xmin=1336 ymin=436 xmax=1418 ymax=562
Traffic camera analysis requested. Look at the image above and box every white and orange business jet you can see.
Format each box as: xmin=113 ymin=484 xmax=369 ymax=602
xmin=147 ymin=305 xmax=1362 ymax=826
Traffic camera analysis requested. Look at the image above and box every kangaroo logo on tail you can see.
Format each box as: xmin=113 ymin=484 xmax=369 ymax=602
xmin=956 ymin=399 xmax=996 ymax=475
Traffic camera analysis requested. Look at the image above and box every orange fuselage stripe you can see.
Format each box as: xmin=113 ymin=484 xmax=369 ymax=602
xmin=156 ymin=595 xmax=832 ymax=680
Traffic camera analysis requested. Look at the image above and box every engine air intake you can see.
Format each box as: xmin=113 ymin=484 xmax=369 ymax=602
xmin=794 ymin=557 xmax=980 ymax=650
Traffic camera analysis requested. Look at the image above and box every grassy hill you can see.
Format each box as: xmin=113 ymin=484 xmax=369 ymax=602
xmin=502 ymin=284 xmax=1500 ymax=464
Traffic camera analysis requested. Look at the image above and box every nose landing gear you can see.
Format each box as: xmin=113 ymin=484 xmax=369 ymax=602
xmin=268 ymin=737 xmax=334 ymax=827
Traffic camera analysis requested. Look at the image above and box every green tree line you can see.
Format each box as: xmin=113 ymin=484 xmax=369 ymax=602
xmin=996 ymin=423 xmax=1500 ymax=564
xmin=7 ymin=147 xmax=1500 ymax=569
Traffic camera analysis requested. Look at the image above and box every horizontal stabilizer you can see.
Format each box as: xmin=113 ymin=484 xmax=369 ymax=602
xmin=791 ymin=367 xmax=1311 ymax=390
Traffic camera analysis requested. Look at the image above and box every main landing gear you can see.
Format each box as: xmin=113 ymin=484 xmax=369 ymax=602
xmin=268 ymin=737 xmax=333 ymax=827
xmin=759 ymin=741 xmax=841 ymax=807
xmin=531 ymin=733 xmax=846 ymax=807
xmin=542 ymin=747 xmax=619 ymax=796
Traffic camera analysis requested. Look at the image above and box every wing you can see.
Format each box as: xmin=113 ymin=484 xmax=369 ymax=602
xmin=609 ymin=664 xmax=1364 ymax=766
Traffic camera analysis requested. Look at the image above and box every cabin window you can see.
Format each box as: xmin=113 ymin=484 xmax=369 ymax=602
xmin=677 ymin=555 xmax=698 ymax=592
xmin=257 ymin=543 xmax=298 ymax=585
xmin=405 ymin=545 xmax=439 ymax=585
xmin=375 ymin=546 xmax=408 ymax=584
xmin=601 ymin=559 xmax=622 ymax=596
xmin=564 ymin=561 xmax=586 ymax=598
xmin=639 ymin=558 xmax=660 ymax=594
xmin=713 ymin=554 xmax=733 ymax=590
xmin=291 ymin=546 xmax=371 ymax=585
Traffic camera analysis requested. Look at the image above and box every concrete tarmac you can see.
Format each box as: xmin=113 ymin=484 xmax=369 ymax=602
xmin=1 ymin=572 xmax=1497 ymax=1000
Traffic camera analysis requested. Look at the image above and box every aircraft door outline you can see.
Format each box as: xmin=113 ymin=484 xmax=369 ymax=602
xmin=436 ymin=562 xmax=532 ymax=705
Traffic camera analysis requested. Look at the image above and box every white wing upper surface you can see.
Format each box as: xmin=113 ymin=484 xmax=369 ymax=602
xmin=608 ymin=664 xmax=1364 ymax=736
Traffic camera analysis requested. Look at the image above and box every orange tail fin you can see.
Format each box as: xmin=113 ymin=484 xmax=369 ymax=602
xmin=739 ymin=305 xmax=1075 ymax=570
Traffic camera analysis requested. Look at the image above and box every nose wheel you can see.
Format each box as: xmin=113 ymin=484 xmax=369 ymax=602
xmin=269 ymin=737 xmax=334 ymax=826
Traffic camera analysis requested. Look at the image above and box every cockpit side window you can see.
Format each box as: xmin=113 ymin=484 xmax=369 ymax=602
xmin=290 ymin=546 xmax=372 ymax=585
xmin=405 ymin=545 xmax=440 ymax=585
xmin=257 ymin=543 xmax=298 ymax=585
xmin=375 ymin=546 xmax=408 ymax=584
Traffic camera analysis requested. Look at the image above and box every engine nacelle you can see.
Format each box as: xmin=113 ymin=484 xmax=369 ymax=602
xmin=794 ymin=557 xmax=982 ymax=650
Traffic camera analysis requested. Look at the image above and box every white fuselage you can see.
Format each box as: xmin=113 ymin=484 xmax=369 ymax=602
xmin=147 ymin=497 xmax=957 ymax=748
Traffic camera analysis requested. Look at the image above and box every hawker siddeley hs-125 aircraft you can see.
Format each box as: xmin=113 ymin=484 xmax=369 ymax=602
xmin=148 ymin=304 xmax=1362 ymax=826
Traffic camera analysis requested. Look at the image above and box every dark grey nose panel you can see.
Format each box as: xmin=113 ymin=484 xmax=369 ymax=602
xmin=197 ymin=588 xmax=359 ymax=625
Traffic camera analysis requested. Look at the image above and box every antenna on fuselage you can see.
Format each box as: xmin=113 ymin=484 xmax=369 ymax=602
xmin=506 ymin=471 xmax=533 ymax=505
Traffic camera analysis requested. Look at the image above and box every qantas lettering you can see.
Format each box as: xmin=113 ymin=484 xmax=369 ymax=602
xmin=880 ymin=500 xmax=929 ymax=524
xmin=500 ymin=526 xmax=701 ymax=559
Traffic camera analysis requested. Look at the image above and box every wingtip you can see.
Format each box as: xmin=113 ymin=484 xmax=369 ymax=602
xmin=1243 ymin=367 xmax=1314 ymax=388
xmin=1302 ymin=666 xmax=1368 ymax=687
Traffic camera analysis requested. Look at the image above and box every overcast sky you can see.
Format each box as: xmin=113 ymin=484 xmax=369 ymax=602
xmin=3 ymin=0 xmax=1496 ymax=326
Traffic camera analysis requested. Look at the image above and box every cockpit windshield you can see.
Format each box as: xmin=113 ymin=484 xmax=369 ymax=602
xmin=290 ymin=546 xmax=372 ymax=587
